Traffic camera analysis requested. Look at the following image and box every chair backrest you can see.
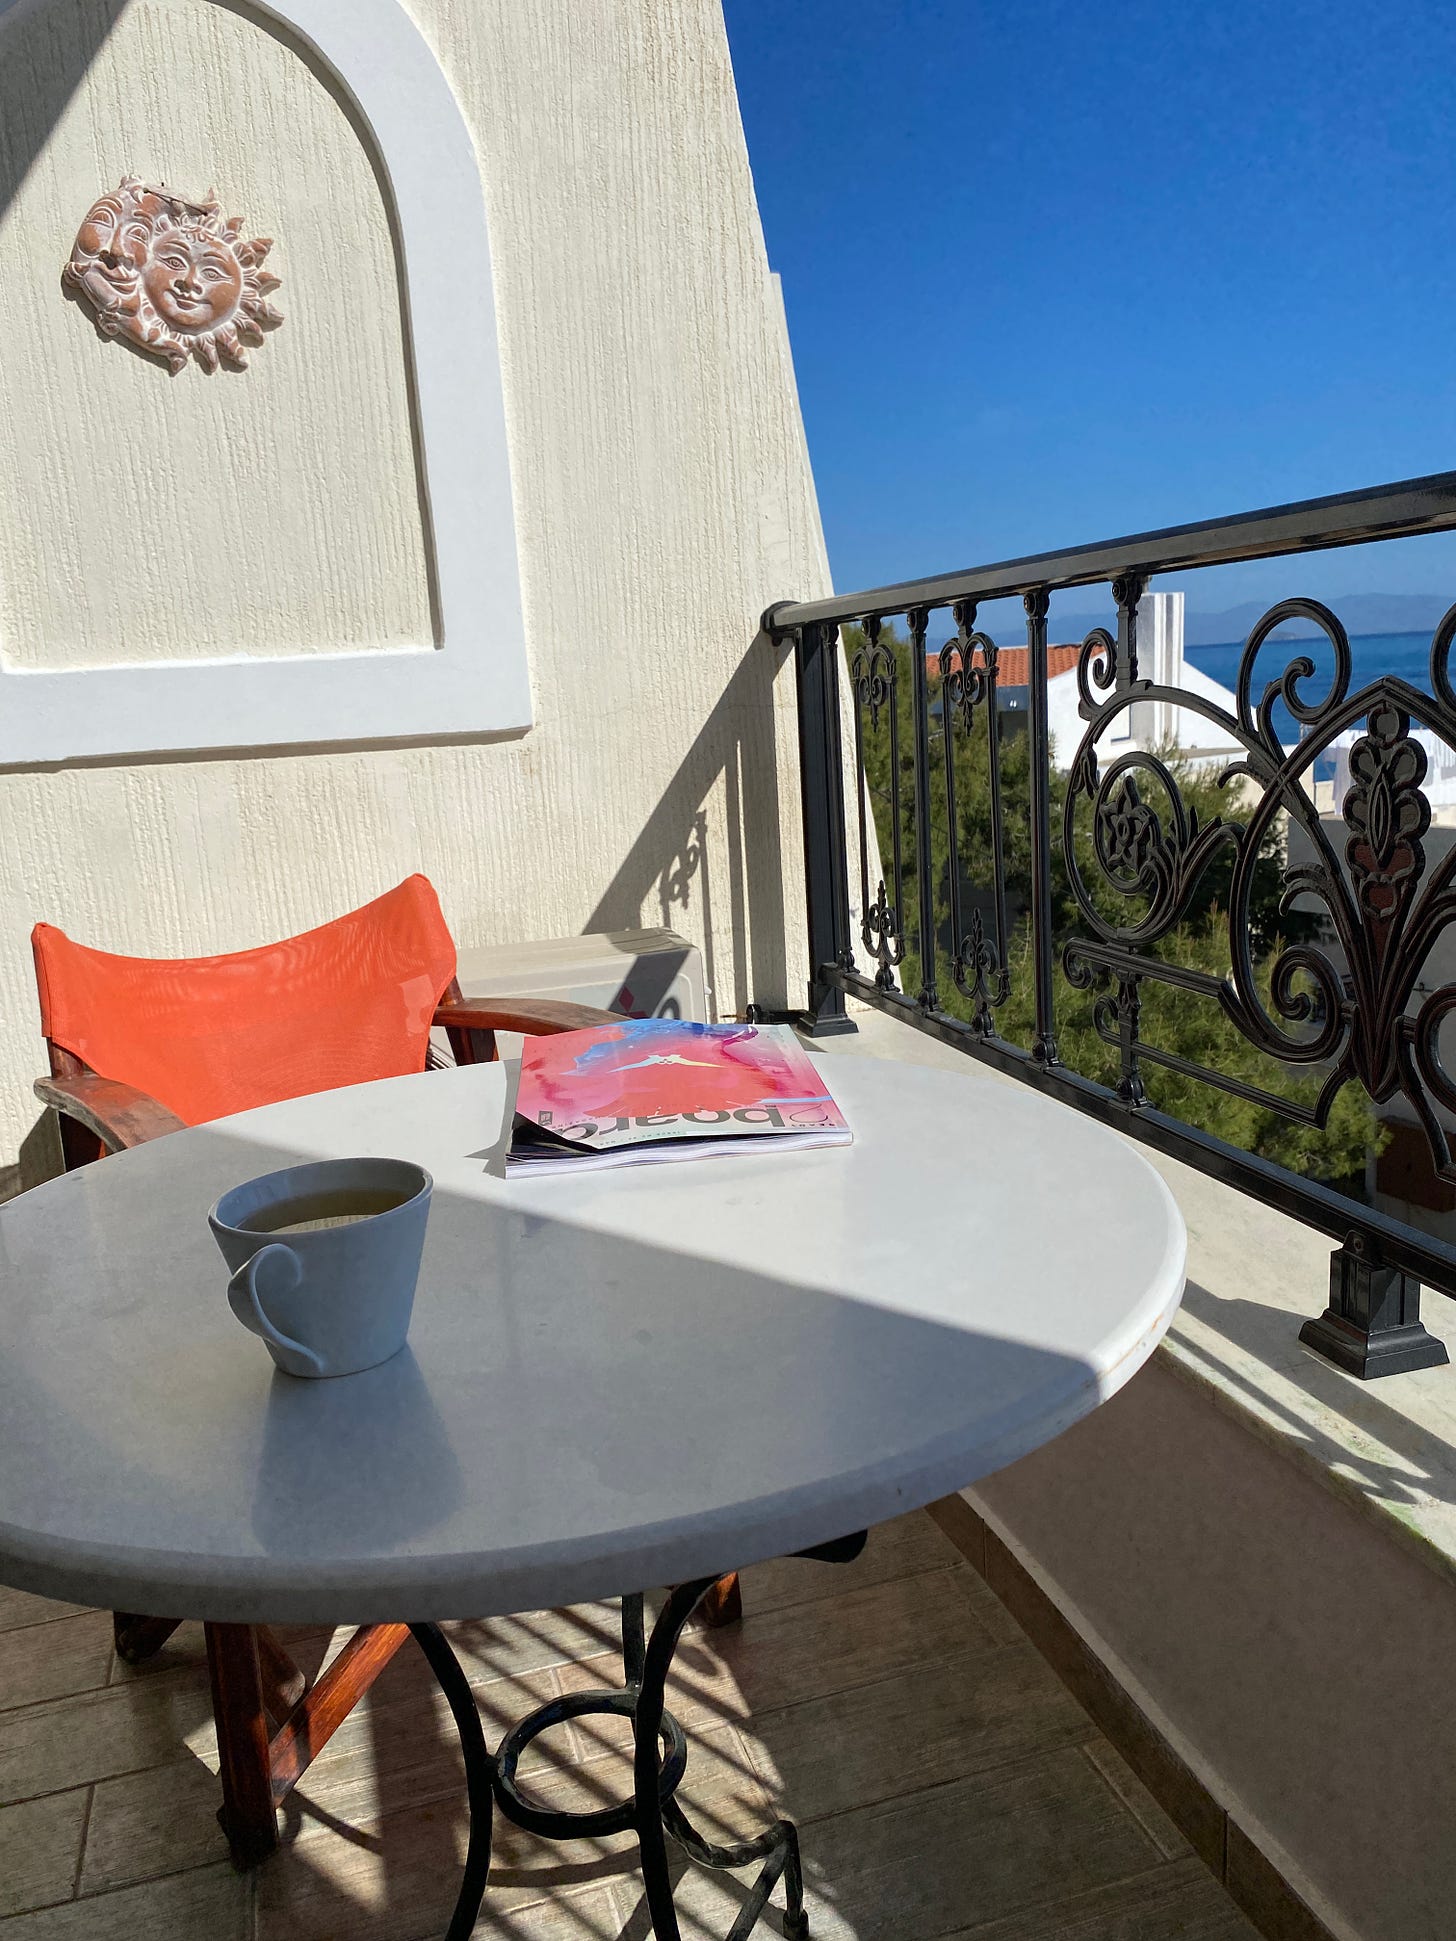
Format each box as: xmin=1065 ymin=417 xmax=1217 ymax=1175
xmin=32 ymin=875 xmax=457 ymax=1128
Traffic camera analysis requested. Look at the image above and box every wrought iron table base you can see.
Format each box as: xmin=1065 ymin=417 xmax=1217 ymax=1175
xmin=408 ymin=1622 xmax=495 ymax=1941
xmin=494 ymin=1537 xmax=866 ymax=1941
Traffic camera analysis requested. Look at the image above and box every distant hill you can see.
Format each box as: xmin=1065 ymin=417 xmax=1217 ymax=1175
xmin=983 ymin=592 xmax=1453 ymax=647
xmin=1179 ymin=593 xmax=1451 ymax=647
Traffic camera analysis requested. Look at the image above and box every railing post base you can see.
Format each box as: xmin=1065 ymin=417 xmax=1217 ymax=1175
xmin=1299 ymin=1241 xmax=1450 ymax=1379
xmin=796 ymin=1006 xmax=859 ymax=1040
xmin=746 ymin=1000 xmax=857 ymax=1039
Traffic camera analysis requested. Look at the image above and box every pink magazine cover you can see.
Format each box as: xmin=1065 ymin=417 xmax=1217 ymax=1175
xmin=507 ymin=1020 xmax=851 ymax=1174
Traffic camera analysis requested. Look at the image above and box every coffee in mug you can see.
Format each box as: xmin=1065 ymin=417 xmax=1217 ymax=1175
xmin=210 ymin=1157 xmax=431 ymax=1379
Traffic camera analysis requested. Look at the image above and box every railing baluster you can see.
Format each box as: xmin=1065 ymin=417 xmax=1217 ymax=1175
xmin=1111 ymin=573 xmax=1148 ymax=1103
xmin=850 ymin=616 xmax=907 ymax=992
xmin=1024 ymin=587 xmax=1058 ymax=1065
xmin=981 ymin=619 xmax=1011 ymax=1022
xmin=848 ymin=629 xmax=875 ymax=974
xmin=791 ymin=618 xmax=854 ymax=1034
xmin=877 ymin=616 xmax=908 ymax=990
xmin=1112 ymin=570 xmax=1146 ymax=690
xmin=880 ymin=618 xmax=905 ymax=974
xmin=943 ymin=599 xmax=1011 ymax=1037
xmin=906 ymin=606 xmax=938 ymax=1009
xmin=941 ymin=605 xmax=969 ymax=1016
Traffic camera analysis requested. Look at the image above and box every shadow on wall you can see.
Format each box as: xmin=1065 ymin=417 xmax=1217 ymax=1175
xmin=0 ymin=0 xmax=128 ymax=218
xmin=11 ymin=627 xmax=801 ymax=1190
xmin=584 ymin=628 xmax=798 ymax=1023
xmin=0 ymin=2 xmax=133 ymax=1197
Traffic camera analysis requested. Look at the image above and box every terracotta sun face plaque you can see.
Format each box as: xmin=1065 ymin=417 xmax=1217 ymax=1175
xmin=63 ymin=177 xmax=283 ymax=374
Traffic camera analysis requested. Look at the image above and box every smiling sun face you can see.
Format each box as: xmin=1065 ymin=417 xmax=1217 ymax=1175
xmin=64 ymin=177 xmax=283 ymax=374
xmin=143 ymin=228 xmax=244 ymax=336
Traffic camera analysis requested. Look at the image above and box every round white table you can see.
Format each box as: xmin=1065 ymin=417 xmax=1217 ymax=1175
xmin=0 ymin=1052 xmax=1185 ymax=1938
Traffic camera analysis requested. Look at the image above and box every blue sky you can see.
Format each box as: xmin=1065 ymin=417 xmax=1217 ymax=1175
xmin=722 ymin=0 xmax=1456 ymax=625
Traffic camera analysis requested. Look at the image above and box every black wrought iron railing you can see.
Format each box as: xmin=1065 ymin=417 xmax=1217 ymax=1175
xmin=767 ymin=470 xmax=1456 ymax=1380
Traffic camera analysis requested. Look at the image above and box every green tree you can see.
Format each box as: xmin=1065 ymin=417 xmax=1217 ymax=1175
xmin=844 ymin=621 xmax=1379 ymax=1185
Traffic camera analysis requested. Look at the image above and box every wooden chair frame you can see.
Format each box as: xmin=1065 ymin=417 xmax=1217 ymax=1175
xmin=37 ymin=977 xmax=740 ymax=1867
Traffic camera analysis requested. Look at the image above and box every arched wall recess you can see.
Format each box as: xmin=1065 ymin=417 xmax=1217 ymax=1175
xmin=0 ymin=0 xmax=530 ymax=761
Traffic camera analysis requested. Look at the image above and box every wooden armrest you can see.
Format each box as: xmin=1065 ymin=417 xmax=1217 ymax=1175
xmin=34 ymin=1072 xmax=186 ymax=1151
xmin=432 ymin=997 xmax=619 ymax=1036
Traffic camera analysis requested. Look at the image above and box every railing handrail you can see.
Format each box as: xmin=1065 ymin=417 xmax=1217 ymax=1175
xmin=766 ymin=469 xmax=1456 ymax=632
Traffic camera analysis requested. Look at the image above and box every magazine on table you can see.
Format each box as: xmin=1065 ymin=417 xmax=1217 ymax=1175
xmin=505 ymin=1019 xmax=852 ymax=1175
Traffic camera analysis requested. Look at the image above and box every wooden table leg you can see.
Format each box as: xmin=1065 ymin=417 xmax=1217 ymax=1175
xmin=266 ymin=1623 xmax=409 ymax=1801
xmin=698 ymin=1572 xmax=742 ymax=1628
xmin=255 ymin=1626 xmax=307 ymax=1724
xmin=205 ymin=1623 xmax=279 ymax=1867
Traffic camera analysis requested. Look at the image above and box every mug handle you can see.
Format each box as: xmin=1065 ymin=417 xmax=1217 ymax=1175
xmin=227 ymin=1244 xmax=325 ymax=1378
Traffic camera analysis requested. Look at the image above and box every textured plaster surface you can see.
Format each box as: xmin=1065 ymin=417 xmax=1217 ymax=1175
xmin=0 ymin=0 xmax=832 ymax=1161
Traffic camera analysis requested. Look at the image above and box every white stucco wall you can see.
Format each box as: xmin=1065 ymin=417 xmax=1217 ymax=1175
xmin=0 ymin=0 xmax=432 ymax=670
xmin=0 ymin=0 xmax=833 ymax=1163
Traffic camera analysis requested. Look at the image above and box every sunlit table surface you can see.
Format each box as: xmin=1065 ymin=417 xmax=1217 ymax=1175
xmin=0 ymin=1052 xmax=1185 ymax=1625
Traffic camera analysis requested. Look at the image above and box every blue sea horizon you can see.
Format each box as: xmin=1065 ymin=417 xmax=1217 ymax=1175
xmin=1185 ymin=628 xmax=1444 ymax=752
xmin=1186 ymin=627 xmax=1438 ymax=698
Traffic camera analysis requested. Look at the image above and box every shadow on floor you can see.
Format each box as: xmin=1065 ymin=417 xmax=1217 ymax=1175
xmin=1177 ymin=1275 xmax=1456 ymax=1515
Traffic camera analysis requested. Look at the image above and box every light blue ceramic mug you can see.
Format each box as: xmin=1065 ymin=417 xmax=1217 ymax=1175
xmin=210 ymin=1157 xmax=432 ymax=1379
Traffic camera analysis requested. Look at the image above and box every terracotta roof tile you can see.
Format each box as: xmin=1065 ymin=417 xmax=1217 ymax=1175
xmin=926 ymin=644 xmax=1082 ymax=684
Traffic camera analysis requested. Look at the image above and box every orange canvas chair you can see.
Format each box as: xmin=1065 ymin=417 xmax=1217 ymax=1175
xmin=32 ymin=873 xmax=607 ymax=1165
xmin=28 ymin=874 xmax=622 ymax=1867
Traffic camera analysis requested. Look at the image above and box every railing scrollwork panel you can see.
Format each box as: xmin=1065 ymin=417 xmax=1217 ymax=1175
xmin=771 ymin=470 xmax=1456 ymax=1374
xmin=1063 ymin=597 xmax=1456 ymax=1198
xmin=849 ymin=616 xmax=906 ymax=990
xmin=939 ymin=598 xmax=1012 ymax=1035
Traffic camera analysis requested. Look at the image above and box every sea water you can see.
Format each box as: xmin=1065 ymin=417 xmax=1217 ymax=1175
xmin=1186 ymin=629 xmax=1441 ymax=751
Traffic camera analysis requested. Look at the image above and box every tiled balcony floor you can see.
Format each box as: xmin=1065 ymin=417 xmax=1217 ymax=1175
xmin=0 ymin=1511 xmax=1259 ymax=1940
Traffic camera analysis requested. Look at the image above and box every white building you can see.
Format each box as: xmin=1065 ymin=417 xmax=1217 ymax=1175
xmin=1043 ymin=591 xmax=1244 ymax=771
xmin=939 ymin=593 xmax=1244 ymax=770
